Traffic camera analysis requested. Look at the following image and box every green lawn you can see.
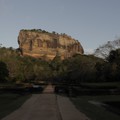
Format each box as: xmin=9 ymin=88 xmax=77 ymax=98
xmin=0 ymin=93 xmax=31 ymax=119
xmin=71 ymin=95 xmax=120 ymax=120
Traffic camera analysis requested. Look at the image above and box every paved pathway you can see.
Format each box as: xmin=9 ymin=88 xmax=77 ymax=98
xmin=2 ymin=85 xmax=90 ymax=120
xmin=43 ymin=84 xmax=54 ymax=94
xmin=2 ymin=94 xmax=60 ymax=120
xmin=57 ymin=95 xmax=89 ymax=120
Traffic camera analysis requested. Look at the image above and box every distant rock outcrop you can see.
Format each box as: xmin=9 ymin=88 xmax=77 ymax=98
xmin=18 ymin=29 xmax=84 ymax=60
xmin=94 ymin=39 xmax=120 ymax=59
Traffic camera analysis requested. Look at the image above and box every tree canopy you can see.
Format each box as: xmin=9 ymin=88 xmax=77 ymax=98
xmin=0 ymin=47 xmax=120 ymax=84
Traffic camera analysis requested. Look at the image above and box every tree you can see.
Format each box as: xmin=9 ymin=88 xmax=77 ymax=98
xmin=0 ymin=61 xmax=9 ymax=82
xmin=107 ymin=49 xmax=120 ymax=64
xmin=106 ymin=49 xmax=120 ymax=81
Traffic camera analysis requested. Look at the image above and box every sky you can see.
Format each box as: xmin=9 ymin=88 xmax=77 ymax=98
xmin=0 ymin=0 xmax=120 ymax=53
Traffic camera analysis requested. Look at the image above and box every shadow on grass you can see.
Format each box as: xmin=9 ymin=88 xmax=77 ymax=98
xmin=0 ymin=85 xmax=45 ymax=119
xmin=71 ymin=95 xmax=120 ymax=120
xmin=0 ymin=93 xmax=31 ymax=119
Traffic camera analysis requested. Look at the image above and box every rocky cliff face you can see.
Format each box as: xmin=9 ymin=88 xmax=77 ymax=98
xmin=18 ymin=29 xmax=84 ymax=60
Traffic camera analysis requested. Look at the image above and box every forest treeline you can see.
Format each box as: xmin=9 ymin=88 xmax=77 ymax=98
xmin=0 ymin=47 xmax=120 ymax=84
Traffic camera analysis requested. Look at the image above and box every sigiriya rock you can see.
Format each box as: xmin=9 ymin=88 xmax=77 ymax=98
xmin=18 ymin=29 xmax=84 ymax=60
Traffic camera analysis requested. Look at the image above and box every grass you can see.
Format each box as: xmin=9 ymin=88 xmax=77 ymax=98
xmin=71 ymin=95 xmax=120 ymax=120
xmin=0 ymin=93 xmax=31 ymax=119
xmin=81 ymin=82 xmax=120 ymax=88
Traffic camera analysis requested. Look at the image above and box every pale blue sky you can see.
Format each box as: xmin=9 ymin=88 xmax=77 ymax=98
xmin=0 ymin=0 xmax=120 ymax=52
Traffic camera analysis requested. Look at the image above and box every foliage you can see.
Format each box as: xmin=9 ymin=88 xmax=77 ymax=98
xmin=0 ymin=61 xmax=9 ymax=82
xmin=61 ymin=54 xmax=104 ymax=84
xmin=0 ymin=47 xmax=120 ymax=84
xmin=94 ymin=49 xmax=120 ymax=82
xmin=0 ymin=47 xmax=51 ymax=83
xmin=107 ymin=49 xmax=120 ymax=63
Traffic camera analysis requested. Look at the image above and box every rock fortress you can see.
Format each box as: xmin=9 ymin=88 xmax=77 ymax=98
xmin=18 ymin=29 xmax=84 ymax=60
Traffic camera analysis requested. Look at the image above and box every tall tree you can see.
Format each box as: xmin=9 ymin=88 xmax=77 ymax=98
xmin=0 ymin=61 xmax=9 ymax=82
